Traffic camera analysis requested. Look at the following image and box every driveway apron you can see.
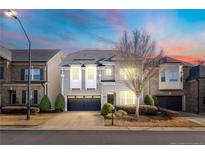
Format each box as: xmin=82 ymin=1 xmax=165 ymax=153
xmin=36 ymin=111 xmax=104 ymax=130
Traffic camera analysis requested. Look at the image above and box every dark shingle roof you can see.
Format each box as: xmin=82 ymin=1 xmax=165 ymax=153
xmin=187 ymin=65 xmax=205 ymax=80
xmin=159 ymin=56 xmax=193 ymax=66
xmin=10 ymin=49 xmax=61 ymax=62
xmin=61 ymin=50 xmax=115 ymax=66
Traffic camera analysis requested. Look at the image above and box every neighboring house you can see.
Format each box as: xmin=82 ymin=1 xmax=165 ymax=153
xmin=60 ymin=50 xmax=143 ymax=111
xmin=144 ymin=56 xmax=205 ymax=113
xmin=186 ymin=65 xmax=205 ymax=113
xmin=0 ymin=46 xmax=62 ymax=109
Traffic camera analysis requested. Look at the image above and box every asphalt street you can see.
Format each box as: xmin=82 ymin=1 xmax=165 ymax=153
xmin=0 ymin=130 xmax=205 ymax=145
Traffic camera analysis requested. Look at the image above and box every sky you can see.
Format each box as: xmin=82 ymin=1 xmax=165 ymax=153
xmin=0 ymin=9 xmax=205 ymax=64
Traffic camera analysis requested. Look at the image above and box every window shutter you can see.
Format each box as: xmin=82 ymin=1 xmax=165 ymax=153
xmin=34 ymin=90 xmax=38 ymax=104
xmin=21 ymin=69 xmax=25 ymax=80
xmin=40 ymin=69 xmax=44 ymax=80
xmin=0 ymin=67 xmax=4 ymax=79
xmin=22 ymin=90 xmax=26 ymax=104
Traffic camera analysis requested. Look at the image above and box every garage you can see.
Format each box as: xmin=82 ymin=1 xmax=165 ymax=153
xmin=67 ymin=95 xmax=101 ymax=111
xmin=156 ymin=96 xmax=182 ymax=111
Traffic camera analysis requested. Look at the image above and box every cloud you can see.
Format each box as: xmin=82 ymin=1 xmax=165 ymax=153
xmin=169 ymin=54 xmax=205 ymax=65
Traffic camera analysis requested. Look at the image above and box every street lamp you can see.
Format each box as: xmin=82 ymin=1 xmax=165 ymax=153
xmin=5 ymin=10 xmax=31 ymax=120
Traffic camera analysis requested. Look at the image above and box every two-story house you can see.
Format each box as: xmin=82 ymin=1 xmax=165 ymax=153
xmin=0 ymin=46 xmax=62 ymax=109
xmin=144 ymin=56 xmax=205 ymax=113
xmin=60 ymin=50 xmax=143 ymax=111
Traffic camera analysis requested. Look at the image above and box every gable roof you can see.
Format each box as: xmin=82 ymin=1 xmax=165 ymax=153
xmin=61 ymin=50 xmax=115 ymax=66
xmin=187 ymin=65 xmax=205 ymax=80
xmin=10 ymin=49 xmax=61 ymax=62
xmin=159 ymin=56 xmax=193 ymax=66
xmin=0 ymin=46 xmax=12 ymax=61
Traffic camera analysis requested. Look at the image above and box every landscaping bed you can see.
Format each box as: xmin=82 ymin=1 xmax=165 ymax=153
xmin=0 ymin=113 xmax=58 ymax=126
xmin=104 ymin=113 xmax=202 ymax=127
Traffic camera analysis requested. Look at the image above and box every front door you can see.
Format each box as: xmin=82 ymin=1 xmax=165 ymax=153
xmin=9 ymin=90 xmax=16 ymax=104
xmin=107 ymin=92 xmax=116 ymax=105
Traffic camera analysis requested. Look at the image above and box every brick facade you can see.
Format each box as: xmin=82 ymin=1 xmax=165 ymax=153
xmin=0 ymin=61 xmax=47 ymax=106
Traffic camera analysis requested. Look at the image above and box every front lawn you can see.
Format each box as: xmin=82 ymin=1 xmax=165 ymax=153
xmin=104 ymin=114 xmax=202 ymax=127
xmin=0 ymin=113 xmax=58 ymax=126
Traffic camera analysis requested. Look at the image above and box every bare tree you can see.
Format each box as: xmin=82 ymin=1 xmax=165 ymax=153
xmin=196 ymin=59 xmax=205 ymax=65
xmin=116 ymin=29 xmax=163 ymax=117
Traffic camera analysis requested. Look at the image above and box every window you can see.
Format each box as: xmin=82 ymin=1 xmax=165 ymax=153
xmin=33 ymin=69 xmax=40 ymax=80
xmin=22 ymin=90 xmax=38 ymax=104
xmin=169 ymin=71 xmax=178 ymax=82
xmin=0 ymin=66 xmax=4 ymax=79
xmin=120 ymin=69 xmax=127 ymax=80
xmin=25 ymin=69 xmax=41 ymax=81
xmin=72 ymin=67 xmax=80 ymax=80
xmin=160 ymin=71 xmax=165 ymax=82
xmin=120 ymin=91 xmax=135 ymax=105
xmin=105 ymin=68 xmax=112 ymax=76
xmin=87 ymin=68 xmax=95 ymax=80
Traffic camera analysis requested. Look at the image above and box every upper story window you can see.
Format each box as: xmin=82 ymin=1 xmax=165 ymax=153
xmin=71 ymin=67 xmax=80 ymax=80
xmin=120 ymin=68 xmax=127 ymax=80
xmin=25 ymin=69 xmax=41 ymax=81
xmin=87 ymin=68 xmax=95 ymax=80
xmin=105 ymin=68 xmax=112 ymax=76
xmin=160 ymin=71 xmax=166 ymax=82
xmin=169 ymin=71 xmax=178 ymax=82
xmin=0 ymin=66 xmax=4 ymax=79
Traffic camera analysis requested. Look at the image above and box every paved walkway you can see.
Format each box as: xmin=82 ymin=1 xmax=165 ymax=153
xmin=35 ymin=111 xmax=104 ymax=130
xmin=181 ymin=112 xmax=205 ymax=126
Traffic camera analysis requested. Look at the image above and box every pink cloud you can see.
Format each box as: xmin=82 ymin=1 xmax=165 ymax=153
xmin=166 ymin=43 xmax=198 ymax=53
xmin=169 ymin=54 xmax=205 ymax=65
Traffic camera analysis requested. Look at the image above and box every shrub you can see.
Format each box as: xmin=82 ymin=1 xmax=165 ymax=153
xmin=144 ymin=95 xmax=154 ymax=105
xmin=159 ymin=107 xmax=180 ymax=117
xmin=115 ymin=105 xmax=158 ymax=115
xmin=115 ymin=105 xmax=136 ymax=114
xmin=139 ymin=105 xmax=158 ymax=115
xmin=1 ymin=105 xmax=39 ymax=114
xmin=115 ymin=110 xmax=127 ymax=118
xmin=101 ymin=103 xmax=113 ymax=116
xmin=55 ymin=93 xmax=65 ymax=112
xmin=152 ymin=96 xmax=159 ymax=106
xmin=105 ymin=113 xmax=115 ymax=119
xmin=39 ymin=95 xmax=51 ymax=112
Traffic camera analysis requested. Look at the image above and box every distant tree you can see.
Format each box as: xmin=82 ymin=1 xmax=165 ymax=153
xmin=196 ymin=59 xmax=205 ymax=65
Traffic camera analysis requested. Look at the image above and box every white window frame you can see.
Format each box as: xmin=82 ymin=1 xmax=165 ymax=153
xmin=70 ymin=66 xmax=82 ymax=90
xmin=85 ymin=65 xmax=97 ymax=90
xmin=169 ymin=70 xmax=178 ymax=82
xmin=25 ymin=68 xmax=40 ymax=81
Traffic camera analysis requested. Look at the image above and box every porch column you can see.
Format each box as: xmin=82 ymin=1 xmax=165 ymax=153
xmin=61 ymin=70 xmax=64 ymax=94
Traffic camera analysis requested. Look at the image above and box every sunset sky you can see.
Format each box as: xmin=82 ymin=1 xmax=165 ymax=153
xmin=0 ymin=9 xmax=205 ymax=64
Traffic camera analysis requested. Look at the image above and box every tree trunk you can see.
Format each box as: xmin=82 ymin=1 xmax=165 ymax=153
xmin=135 ymin=95 xmax=140 ymax=118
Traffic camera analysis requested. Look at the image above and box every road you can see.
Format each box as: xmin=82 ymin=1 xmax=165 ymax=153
xmin=0 ymin=130 xmax=205 ymax=145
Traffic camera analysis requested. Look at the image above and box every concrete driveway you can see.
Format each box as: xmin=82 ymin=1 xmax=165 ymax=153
xmin=36 ymin=111 xmax=104 ymax=130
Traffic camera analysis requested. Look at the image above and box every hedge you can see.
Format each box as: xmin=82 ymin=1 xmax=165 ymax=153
xmin=1 ymin=105 xmax=39 ymax=114
xmin=115 ymin=105 xmax=158 ymax=115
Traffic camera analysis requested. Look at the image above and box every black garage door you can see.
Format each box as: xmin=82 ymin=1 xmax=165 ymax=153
xmin=67 ymin=96 xmax=101 ymax=111
xmin=156 ymin=96 xmax=182 ymax=111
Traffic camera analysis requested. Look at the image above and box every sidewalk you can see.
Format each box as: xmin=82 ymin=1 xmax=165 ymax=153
xmin=1 ymin=125 xmax=205 ymax=131
xmin=181 ymin=112 xmax=205 ymax=127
